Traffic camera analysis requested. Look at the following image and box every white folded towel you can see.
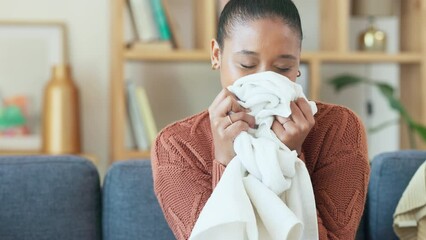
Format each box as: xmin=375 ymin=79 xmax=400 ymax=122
xmin=393 ymin=161 xmax=426 ymax=240
xmin=189 ymin=71 xmax=319 ymax=240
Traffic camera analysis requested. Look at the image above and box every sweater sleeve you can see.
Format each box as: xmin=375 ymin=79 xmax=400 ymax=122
xmin=212 ymin=159 xmax=226 ymax=189
xmin=311 ymin=109 xmax=370 ymax=239
xmin=151 ymin=130 xmax=214 ymax=240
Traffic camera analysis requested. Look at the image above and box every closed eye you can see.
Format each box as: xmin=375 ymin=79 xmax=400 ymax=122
xmin=241 ymin=64 xmax=255 ymax=69
xmin=276 ymin=67 xmax=290 ymax=72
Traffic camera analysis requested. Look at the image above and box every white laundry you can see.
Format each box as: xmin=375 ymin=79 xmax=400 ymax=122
xmin=393 ymin=161 xmax=426 ymax=240
xmin=190 ymin=71 xmax=319 ymax=240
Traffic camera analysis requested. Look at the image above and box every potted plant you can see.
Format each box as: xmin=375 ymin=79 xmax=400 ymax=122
xmin=329 ymin=74 xmax=426 ymax=148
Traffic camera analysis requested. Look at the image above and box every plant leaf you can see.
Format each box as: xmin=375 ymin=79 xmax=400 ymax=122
xmin=328 ymin=74 xmax=364 ymax=91
xmin=412 ymin=123 xmax=426 ymax=142
xmin=327 ymin=74 xmax=426 ymax=146
xmin=375 ymin=86 xmax=414 ymax=125
xmin=375 ymin=82 xmax=394 ymax=97
xmin=368 ymin=119 xmax=399 ymax=134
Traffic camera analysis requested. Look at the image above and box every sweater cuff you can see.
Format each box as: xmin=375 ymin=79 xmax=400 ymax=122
xmin=212 ymin=159 xmax=226 ymax=189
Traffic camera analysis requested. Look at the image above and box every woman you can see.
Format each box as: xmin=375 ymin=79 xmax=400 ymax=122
xmin=152 ymin=0 xmax=370 ymax=239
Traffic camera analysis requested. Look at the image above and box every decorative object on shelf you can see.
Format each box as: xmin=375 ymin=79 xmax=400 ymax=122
xmin=352 ymin=0 xmax=396 ymax=52
xmin=42 ymin=65 xmax=81 ymax=154
xmin=329 ymin=74 xmax=426 ymax=149
xmin=0 ymin=21 xmax=71 ymax=153
xmin=0 ymin=96 xmax=29 ymax=136
xmin=40 ymin=22 xmax=81 ymax=154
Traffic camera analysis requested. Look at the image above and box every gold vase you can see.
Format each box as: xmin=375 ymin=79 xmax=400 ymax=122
xmin=42 ymin=64 xmax=81 ymax=154
xmin=358 ymin=17 xmax=387 ymax=52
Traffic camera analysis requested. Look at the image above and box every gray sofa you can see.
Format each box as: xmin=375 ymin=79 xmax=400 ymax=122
xmin=0 ymin=155 xmax=102 ymax=240
xmin=102 ymin=160 xmax=174 ymax=240
xmin=356 ymin=150 xmax=426 ymax=240
xmin=0 ymin=151 xmax=425 ymax=240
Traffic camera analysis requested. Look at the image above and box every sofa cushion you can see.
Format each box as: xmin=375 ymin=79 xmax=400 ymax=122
xmin=367 ymin=150 xmax=426 ymax=240
xmin=102 ymin=159 xmax=175 ymax=240
xmin=0 ymin=155 xmax=102 ymax=240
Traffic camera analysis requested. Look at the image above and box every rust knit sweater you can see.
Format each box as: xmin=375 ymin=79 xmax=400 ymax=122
xmin=152 ymin=101 xmax=370 ymax=240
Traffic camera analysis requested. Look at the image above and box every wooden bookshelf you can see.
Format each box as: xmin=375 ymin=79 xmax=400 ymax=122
xmin=125 ymin=49 xmax=210 ymax=61
xmin=110 ymin=0 xmax=426 ymax=162
xmin=110 ymin=0 xmax=217 ymax=161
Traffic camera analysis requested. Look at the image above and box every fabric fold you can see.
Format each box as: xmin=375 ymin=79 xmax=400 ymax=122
xmin=393 ymin=161 xmax=426 ymax=240
xmin=190 ymin=71 xmax=319 ymax=240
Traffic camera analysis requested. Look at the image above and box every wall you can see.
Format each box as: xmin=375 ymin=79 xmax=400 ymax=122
xmin=0 ymin=0 xmax=110 ymax=174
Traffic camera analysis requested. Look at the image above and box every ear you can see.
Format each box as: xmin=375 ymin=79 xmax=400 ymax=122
xmin=210 ymin=39 xmax=221 ymax=70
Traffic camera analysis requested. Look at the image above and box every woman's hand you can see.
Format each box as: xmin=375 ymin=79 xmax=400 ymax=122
xmin=272 ymin=98 xmax=315 ymax=156
xmin=209 ymin=88 xmax=256 ymax=166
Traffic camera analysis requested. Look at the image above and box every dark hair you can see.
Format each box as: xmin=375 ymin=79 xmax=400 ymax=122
xmin=217 ymin=0 xmax=303 ymax=49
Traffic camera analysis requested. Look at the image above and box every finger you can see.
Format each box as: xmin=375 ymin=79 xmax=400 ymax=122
xmin=288 ymin=100 xmax=312 ymax=133
xmin=295 ymin=98 xmax=315 ymax=125
xmin=281 ymin=119 xmax=297 ymax=135
xmin=216 ymin=95 xmax=247 ymax=117
xmin=225 ymin=111 xmax=256 ymax=128
xmin=223 ymin=88 xmax=249 ymax=113
xmin=224 ymin=120 xmax=251 ymax=140
xmin=289 ymin=101 xmax=305 ymax=124
xmin=271 ymin=120 xmax=288 ymax=142
xmin=275 ymin=116 xmax=292 ymax=125
xmin=209 ymin=88 xmax=228 ymax=110
xmin=209 ymin=88 xmax=240 ymax=112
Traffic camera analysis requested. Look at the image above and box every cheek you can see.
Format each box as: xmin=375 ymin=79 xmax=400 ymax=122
xmin=284 ymin=65 xmax=300 ymax=82
xmin=219 ymin=58 xmax=245 ymax=88
xmin=288 ymin=71 xmax=298 ymax=82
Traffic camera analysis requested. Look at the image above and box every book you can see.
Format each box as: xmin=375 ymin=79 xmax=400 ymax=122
xmin=150 ymin=0 xmax=171 ymax=41
xmin=126 ymin=81 xmax=150 ymax=151
xmin=161 ymin=0 xmax=184 ymax=49
xmin=127 ymin=0 xmax=160 ymax=42
xmin=135 ymin=86 xmax=158 ymax=144
xmin=125 ymin=111 xmax=137 ymax=150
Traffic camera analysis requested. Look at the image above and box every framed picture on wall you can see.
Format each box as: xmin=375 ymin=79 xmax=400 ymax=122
xmin=0 ymin=21 xmax=67 ymax=152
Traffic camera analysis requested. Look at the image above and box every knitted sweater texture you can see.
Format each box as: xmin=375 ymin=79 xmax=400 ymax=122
xmin=152 ymin=102 xmax=370 ymax=240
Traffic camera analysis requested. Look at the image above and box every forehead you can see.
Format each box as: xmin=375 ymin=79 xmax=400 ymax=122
xmin=224 ymin=17 xmax=301 ymax=53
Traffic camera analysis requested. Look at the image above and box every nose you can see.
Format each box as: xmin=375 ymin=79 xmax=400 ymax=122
xmin=258 ymin=64 xmax=274 ymax=73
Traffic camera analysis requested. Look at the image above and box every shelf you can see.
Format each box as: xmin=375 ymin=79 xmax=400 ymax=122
xmin=111 ymin=0 xmax=426 ymax=162
xmin=0 ymin=150 xmax=43 ymax=155
xmin=125 ymin=49 xmax=211 ymax=62
xmin=117 ymin=150 xmax=151 ymax=160
xmin=301 ymin=52 xmax=423 ymax=64
xmin=125 ymin=48 xmax=422 ymax=64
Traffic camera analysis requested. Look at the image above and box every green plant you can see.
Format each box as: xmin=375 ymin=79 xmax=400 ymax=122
xmin=329 ymin=74 xmax=426 ymax=149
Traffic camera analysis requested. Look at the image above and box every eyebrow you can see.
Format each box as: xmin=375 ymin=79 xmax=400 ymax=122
xmin=235 ymin=50 xmax=297 ymax=60
xmin=278 ymin=54 xmax=297 ymax=60
xmin=235 ymin=50 xmax=258 ymax=56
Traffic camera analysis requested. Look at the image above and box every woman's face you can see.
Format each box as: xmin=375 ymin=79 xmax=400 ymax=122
xmin=211 ymin=17 xmax=301 ymax=88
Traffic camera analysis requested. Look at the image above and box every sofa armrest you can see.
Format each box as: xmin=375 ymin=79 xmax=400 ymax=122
xmin=367 ymin=150 xmax=426 ymax=240
xmin=102 ymin=159 xmax=175 ymax=240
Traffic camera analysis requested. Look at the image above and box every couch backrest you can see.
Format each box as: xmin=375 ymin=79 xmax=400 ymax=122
xmin=0 ymin=155 xmax=102 ymax=240
xmin=366 ymin=150 xmax=426 ymax=240
xmin=102 ymin=159 xmax=175 ymax=240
